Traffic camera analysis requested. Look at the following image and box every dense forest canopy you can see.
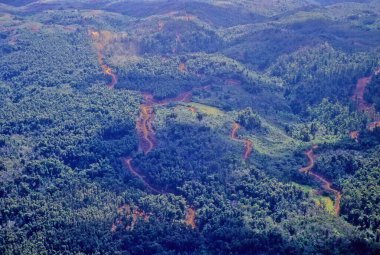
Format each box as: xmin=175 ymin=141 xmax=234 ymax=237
xmin=1 ymin=0 xmax=380 ymax=254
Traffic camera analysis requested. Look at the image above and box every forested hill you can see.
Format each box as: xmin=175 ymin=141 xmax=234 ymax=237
xmin=1 ymin=0 xmax=380 ymax=254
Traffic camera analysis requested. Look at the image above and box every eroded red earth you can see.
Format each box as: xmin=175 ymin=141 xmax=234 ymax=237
xmin=123 ymin=157 xmax=162 ymax=194
xmin=121 ymin=157 xmax=197 ymax=229
xmin=300 ymin=146 xmax=341 ymax=215
xmin=230 ymin=122 xmax=253 ymax=160
xmin=351 ymin=69 xmax=380 ymax=136
xmin=187 ymin=106 xmax=197 ymax=113
xmin=90 ymin=30 xmax=118 ymax=89
xmin=111 ymin=205 xmax=151 ymax=232
xmin=120 ymin=89 xmax=210 ymax=229
xmin=88 ymin=32 xmax=199 ymax=229
xmin=135 ymin=91 xmax=192 ymax=154
xmin=185 ymin=208 xmax=196 ymax=229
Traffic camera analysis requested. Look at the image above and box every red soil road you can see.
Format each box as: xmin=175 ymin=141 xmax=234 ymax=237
xmin=124 ymin=87 xmax=211 ymax=228
xmin=136 ymin=87 xmax=210 ymax=155
xmin=122 ymin=157 xmax=162 ymax=194
xmin=136 ymin=92 xmax=192 ymax=154
xmin=122 ymin=156 xmax=197 ymax=228
xmin=102 ymin=64 xmax=118 ymax=89
xmin=90 ymin=30 xmax=118 ymax=89
xmin=352 ymin=76 xmax=372 ymax=112
xmin=127 ymin=87 xmax=216 ymax=227
xmin=299 ymin=146 xmax=342 ymax=215
xmin=230 ymin=122 xmax=253 ymax=160
xmin=136 ymin=103 xmax=156 ymax=155
xmin=90 ymin=30 xmax=202 ymax=229
xmin=351 ymin=71 xmax=380 ymax=132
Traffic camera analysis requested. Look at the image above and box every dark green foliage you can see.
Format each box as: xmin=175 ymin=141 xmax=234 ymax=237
xmin=140 ymin=19 xmax=223 ymax=55
xmin=288 ymin=99 xmax=368 ymax=140
xmin=224 ymin=28 xmax=320 ymax=70
xmin=341 ymin=151 xmax=380 ymax=234
xmin=270 ymin=44 xmax=378 ymax=113
xmin=315 ymin=150 xmax=362 ymax=182
xmin=134 ymin=123 xmax=233 ymax=191
xmin=365 ymin=73 xmax=380 ymax=112
xmin=237 ymin=107 xmax=262 ymax=131
xmin=310 ymin=134 xmax=380 ymax=240
xmin=1 ymin=1 xmax=380 ymax=254
xmin=0 ymin=28 xmax=102 ymax=89
xmin=117 ymin=53 xmax=267 ymax=99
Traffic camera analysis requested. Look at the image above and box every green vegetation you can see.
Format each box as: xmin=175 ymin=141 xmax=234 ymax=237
xmin=269 ymin=44 xmax=378 ymax=113
xmin=287 ymin=99 xmax=369 ymax=141
xmin=237 ymin=107 xmax=262 ymax=131
xmin=365 ymin=72 xmax=380 ymax=111
xmin=0 ymin=27 xmax=102 ymax=89
xmin=1 ymin=0 xmax=380 ymax=254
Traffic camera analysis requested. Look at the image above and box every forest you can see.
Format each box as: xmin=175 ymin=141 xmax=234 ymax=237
xmin=1 ymin=0 xmax=380 ymax=254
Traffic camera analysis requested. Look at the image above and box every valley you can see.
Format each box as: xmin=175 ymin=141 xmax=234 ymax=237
xmin=1 ymin=1 xmax=380 ymax=254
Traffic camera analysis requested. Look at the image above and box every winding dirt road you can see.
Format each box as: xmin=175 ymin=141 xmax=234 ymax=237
xmin=123 ymin=157 xmax=162 ymax=194
xmin=351 ymin=70 xmax=380 ymax=133
xmin=102 ymin=64 xmax=118 ymax=89
xmin=300 ymin=146 xmax=341 ymax=215
xmin=231 ymin=122 xmax=253 ymax=160
xmin=137 ymin=103 xmax=156 ymax=154
xmin=90 ymin=30 xmax=118 ymax=89
xmin=124 ymin=89 xmax=209 ymax=228
xmin=136 ymin=88 xmax=208 ymax=155
xmin=352 ymin=76 xmax=372 ymax=112
xmin=89 ymin=31 xmax=198 ymax=228
xmin=122 ymin=155 xmax=197 ymax=228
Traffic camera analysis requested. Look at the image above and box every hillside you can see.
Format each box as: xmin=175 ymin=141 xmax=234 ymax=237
xmin=0 ymin=0 xmax=380 ymax=254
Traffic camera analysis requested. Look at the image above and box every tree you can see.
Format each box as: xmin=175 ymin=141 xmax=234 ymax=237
xmin=237 ymin=107 xmax=261 ymax=130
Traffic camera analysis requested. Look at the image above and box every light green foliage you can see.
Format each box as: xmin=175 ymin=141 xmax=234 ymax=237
xmin=1 ymin=0 xmax=380 ymax=254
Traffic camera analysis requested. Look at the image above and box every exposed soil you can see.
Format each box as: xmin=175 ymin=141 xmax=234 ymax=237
xmin=368 ymin=121 xmax=380 ymax=131
xmin=351 ymin=70 xmax=380 ymax=133
xmin=90 ymin=30 xmax=118 ymax=89
xmin=349 ymin=131 xmax=360 ymax=143
xmin=121 ymin=89 xmax=215 ymax=229
xmin=230 ymin=122 xmax=253 ymax=160
xmin=185 ymin=208 xmax=196 ymax=229
xmin=122 ymin=156 xmax=197 ymax=228
xmin=187 ymin=106 xmax=197 ymax=113
xmin=352 ymin=76 xmax=372 ymax=112
xmin=178 ymin=62 xmax=187 ymax=73
xmin=158 ymin=20 xmax=165 ymax=31
xmin=136 ymin=87 xmax=210 ymax=155
xmin=123 ymin=157 xmax=162 ymax=194
xmin=299 ymin=146 xmax=341 ymax=215
xmin=111 ymin=205 xmax=150 ymax=232
xmin=136 ymin=103 xmax=156 ymax=154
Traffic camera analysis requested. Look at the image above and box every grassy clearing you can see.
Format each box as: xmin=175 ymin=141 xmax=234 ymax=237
xmin=292 ymin=182 xmax=335 ymax=214
xmin=187 ymin=102 xmax=225 ymax=116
